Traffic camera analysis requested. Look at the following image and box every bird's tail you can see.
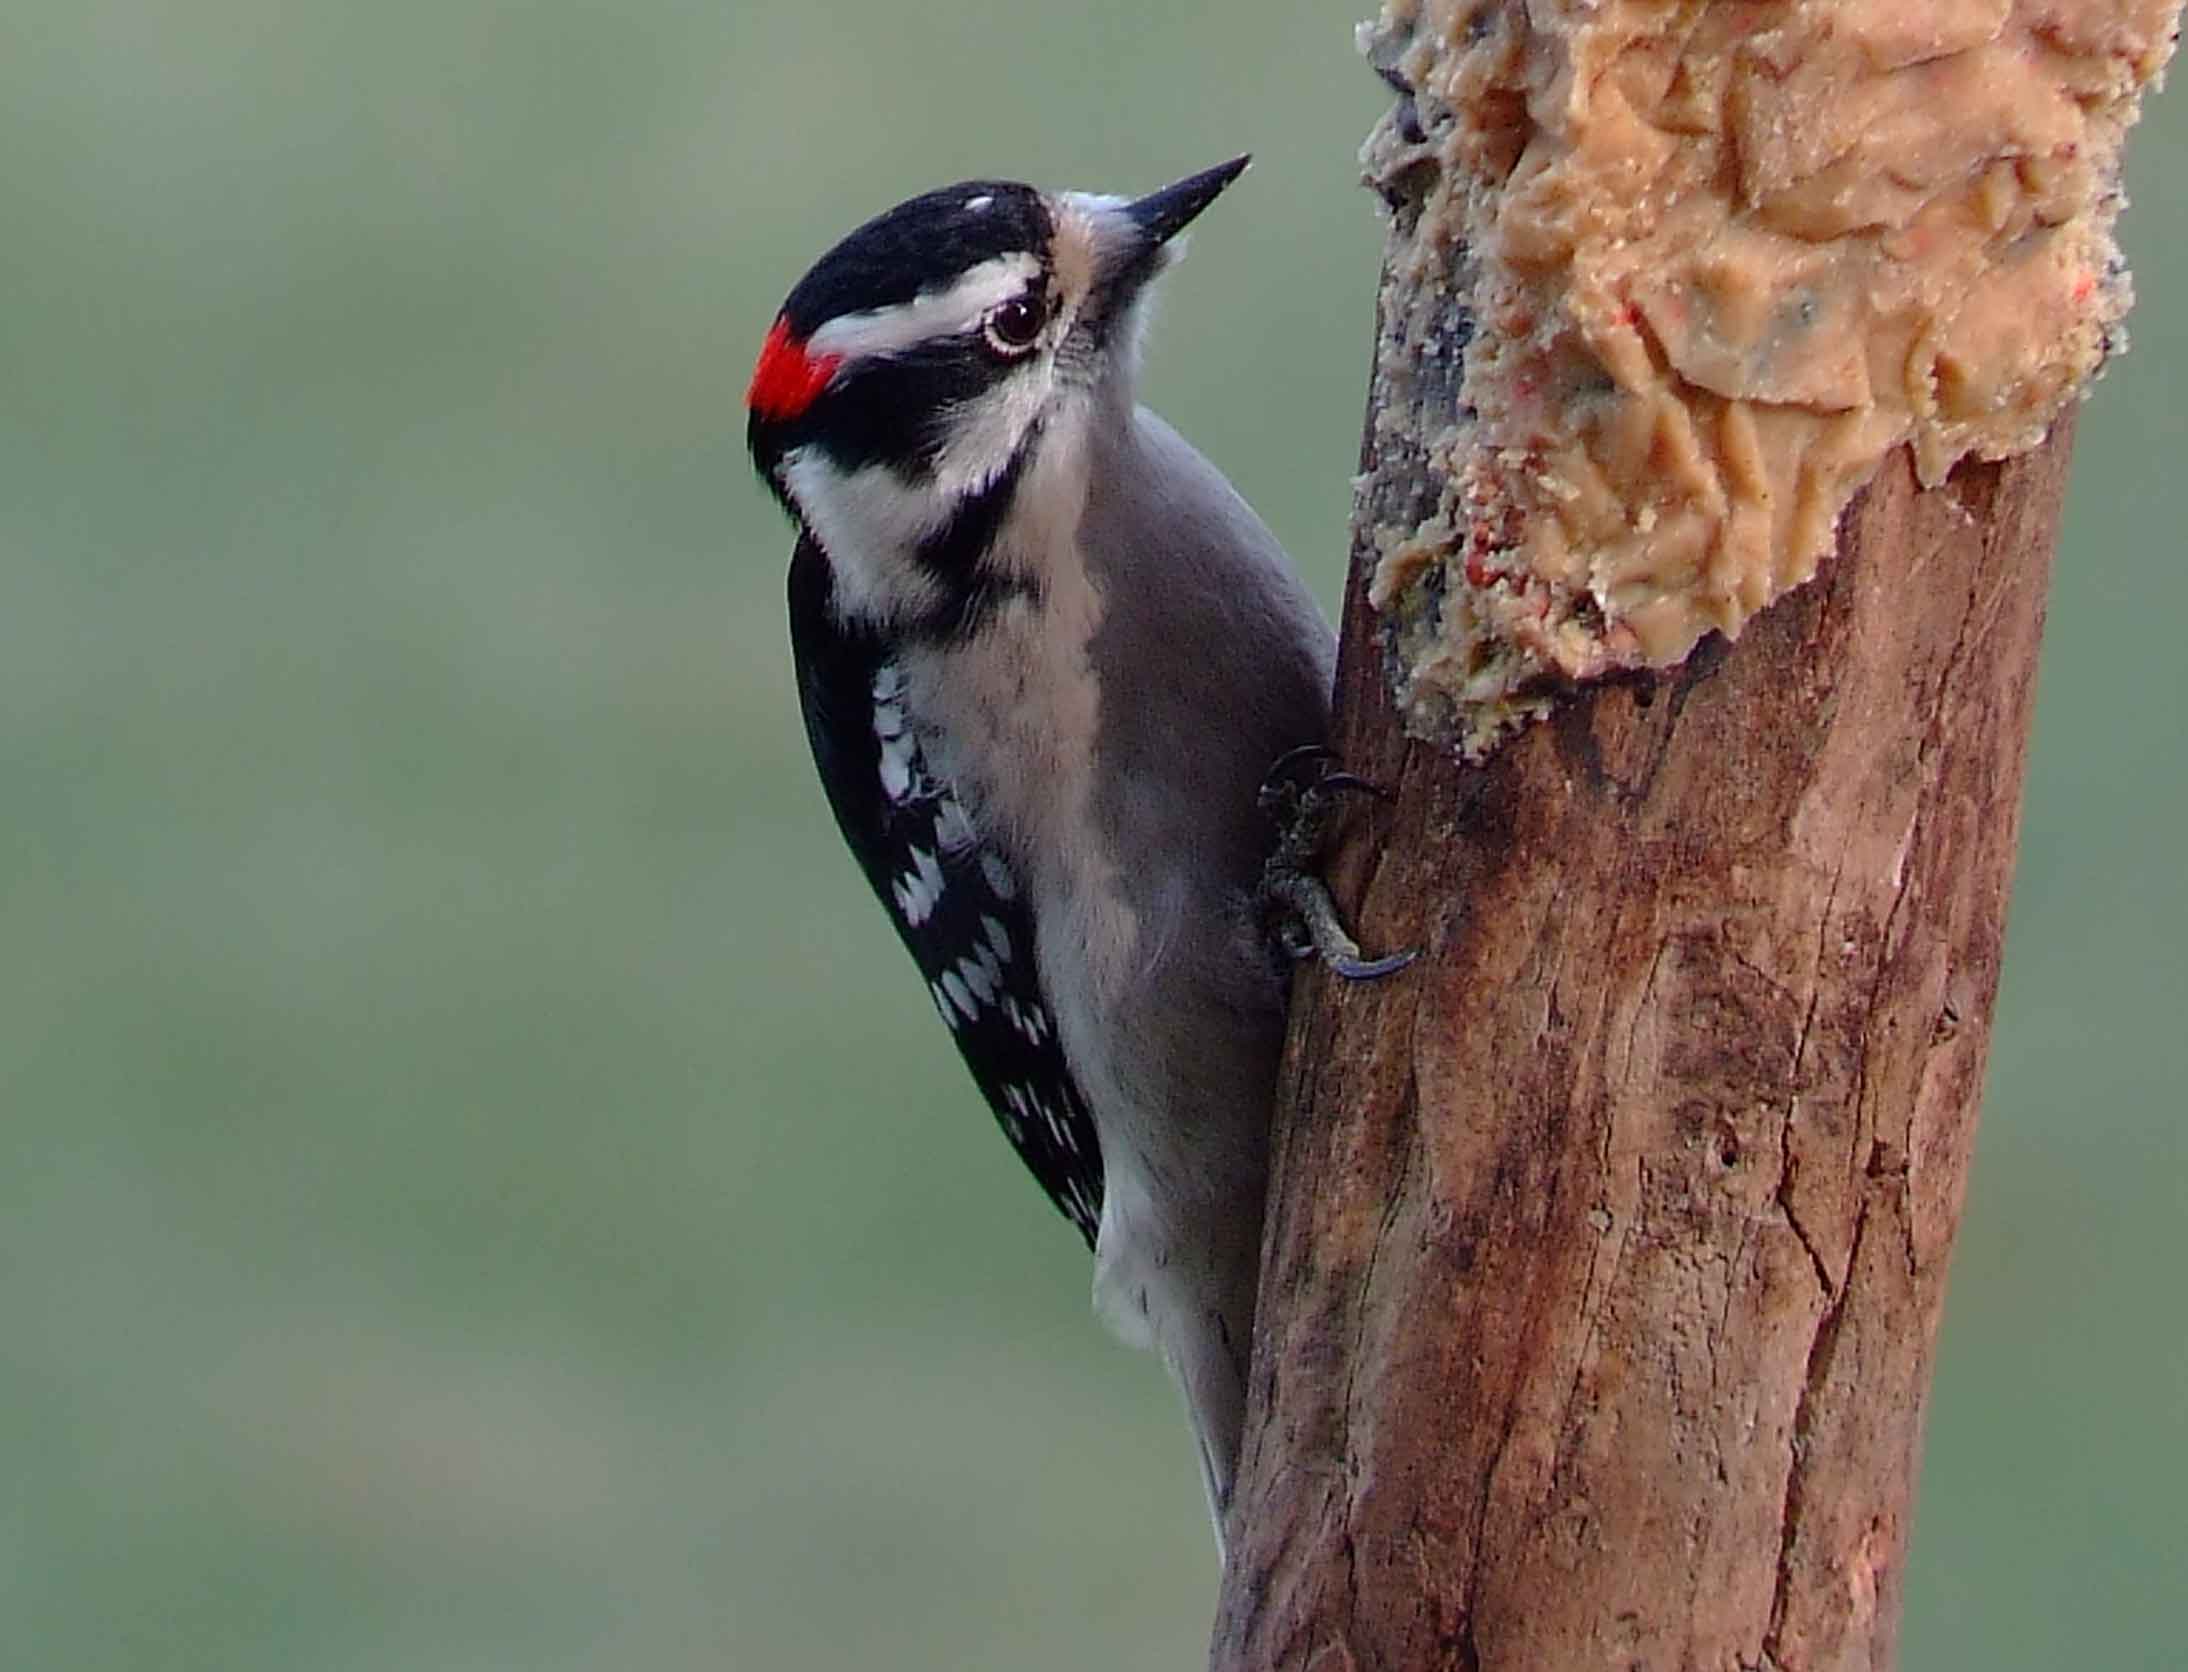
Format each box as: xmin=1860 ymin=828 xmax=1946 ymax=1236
xmin=1171 ymin=1285 xmax=1252 ymax=1562
xmin=1091 ymin=1177 xmax=1258 ymax=1560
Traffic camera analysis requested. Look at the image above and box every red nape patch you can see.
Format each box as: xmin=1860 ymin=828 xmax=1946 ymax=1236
xmin=746 ymin=317 xmax=841 ymax=421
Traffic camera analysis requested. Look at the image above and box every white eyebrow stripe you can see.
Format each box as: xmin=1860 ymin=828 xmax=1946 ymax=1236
xmin=806 ymin=253 xmax=1041 ymax=362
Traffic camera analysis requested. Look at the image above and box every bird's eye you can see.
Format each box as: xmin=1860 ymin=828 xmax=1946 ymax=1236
xmin=983 ymin=294 xmax=1047 ymax=356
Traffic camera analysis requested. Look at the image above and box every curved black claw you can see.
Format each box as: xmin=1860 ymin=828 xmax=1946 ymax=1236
xmin=1257 ymin=744 xmax=1419 ymax=983
xmin=1262 ymin=865 xmax=1418 ymax=984
xmin=1257 ymin=748 xmax=1391 ymax=828
xmin=1257 ymin=743 xmax=1338 ymax=816
xmin=1330 ymin=946 xmax=1419 ymax=983
xmin=1314 ymin=770 xmax=1390 ymax=802
xmin=1265 ymin=741 xmax=1336 ymax=777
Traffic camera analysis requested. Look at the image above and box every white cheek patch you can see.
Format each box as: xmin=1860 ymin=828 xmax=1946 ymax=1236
xmin=784 ymin=447 xmax=948 ymax=550
xmin=782 ymin=446 xmax=952 ymax=621
xmin=807 ymin=252 xmax=1042 ymax=364
xmin=930 ymin=368 xmax=1052 ymax=499
xmin=779 ymin=369 xmax=1059 ymax=621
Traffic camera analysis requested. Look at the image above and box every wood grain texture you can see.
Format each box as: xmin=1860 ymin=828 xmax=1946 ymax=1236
xmin=1209 ymin=395 xmax=2076 ymax=1670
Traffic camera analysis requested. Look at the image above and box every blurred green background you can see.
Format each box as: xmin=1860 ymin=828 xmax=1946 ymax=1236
xmin=0 ymin=4 xmax=2179 ymax=1668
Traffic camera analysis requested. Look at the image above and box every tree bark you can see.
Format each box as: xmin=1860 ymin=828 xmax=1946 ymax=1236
xmin=1209 ymin=371 xmax=2075 ymax=1668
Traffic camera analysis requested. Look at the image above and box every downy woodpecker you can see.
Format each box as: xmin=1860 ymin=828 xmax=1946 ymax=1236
xmin=746 ymin=159 xmax=1386 ymax=1549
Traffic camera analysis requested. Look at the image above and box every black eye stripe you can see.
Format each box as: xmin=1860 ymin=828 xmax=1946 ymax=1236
xmin=777 ymin=341 xmax=1006 ymax=478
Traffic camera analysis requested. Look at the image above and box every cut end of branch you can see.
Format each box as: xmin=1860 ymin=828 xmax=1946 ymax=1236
xmin=1357 ymin=0 xmax=2182 ymax=759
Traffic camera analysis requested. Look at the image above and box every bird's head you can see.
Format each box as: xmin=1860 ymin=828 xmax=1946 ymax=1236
xmin=745 ymin=159 xmax=1249 ymax=626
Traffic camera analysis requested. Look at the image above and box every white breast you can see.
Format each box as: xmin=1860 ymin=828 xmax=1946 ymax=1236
xmin=898 ymin=394 xmax=1153 ymax=1094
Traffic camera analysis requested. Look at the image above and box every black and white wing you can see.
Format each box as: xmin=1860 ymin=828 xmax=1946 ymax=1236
xmin=787 ymin=537 xmax=1104 ymax=1246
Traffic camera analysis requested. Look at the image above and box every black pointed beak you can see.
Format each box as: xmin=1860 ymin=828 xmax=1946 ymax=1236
xmin=1124 ymin=155 xmax=1252 ymax=248
xmin=1080 ymin=156 xmax=1251 ymax=342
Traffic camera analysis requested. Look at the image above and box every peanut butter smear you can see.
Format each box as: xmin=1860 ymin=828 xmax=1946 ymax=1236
xmin=1359 ymin=0 xmax=2182 ymax=757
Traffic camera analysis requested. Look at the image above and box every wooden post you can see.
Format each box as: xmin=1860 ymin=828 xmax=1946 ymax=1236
xmin=1209 ymin=398 xmax=2077 ymax=1668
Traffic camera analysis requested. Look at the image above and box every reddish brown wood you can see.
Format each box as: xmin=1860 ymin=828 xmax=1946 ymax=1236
xmin=1210 ymin=415 xmax=2076 ymax=1671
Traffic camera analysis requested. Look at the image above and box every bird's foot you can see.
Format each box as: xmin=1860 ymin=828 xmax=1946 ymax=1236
xmin=1257 ymin=745 xmax=1418 ymax=982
